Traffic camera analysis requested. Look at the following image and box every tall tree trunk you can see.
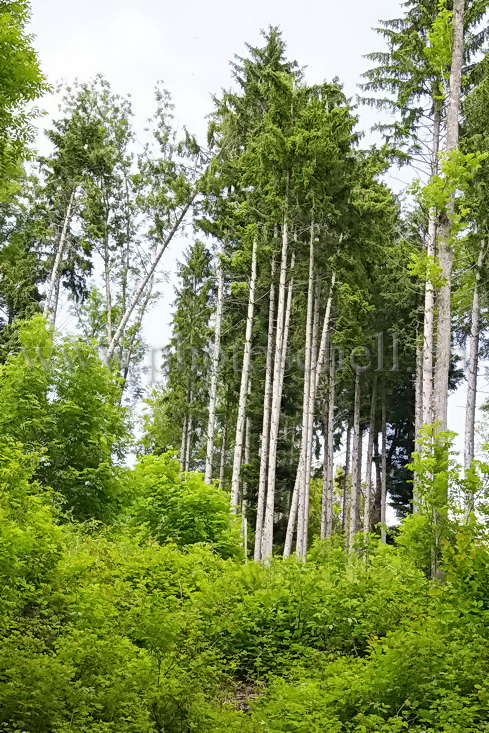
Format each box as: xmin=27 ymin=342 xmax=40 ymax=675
xmin=219 ymin=419 xmax=228 ymax=489
xmin=433 ymin=0 xmax=465 ymax=429
xmin=44 ymin=189 xmax=76 ymax=323
xmin=296 ymin=224 xmax=316 ymax=558
xmin=349 ymin=371 xmax=362 ymax=553
xmin=204 ymin=244 xmax=225 ymax=484
xmin=342 ymin=422 xmax=352 ymax=539
xmin=322 ymin=342 xmax=336 ymax=538
xmin=106 ymin=198 xmax=193 ymax=363
xmin=373 ymin=431 xmax=382 ymax=528
xmin=291 ymin=271 xmax=336 ymax=558
xmin=266 ymin=253 xmax=294 ymax=545
xmin=464 ymin=243 xmax=486 ymax=476
xmin=103 ymin=212 xmax=113 ymax=345
xmin=254 ymin=258 xmax=276 ymax=560
xmin=301 ymin=278 xmax=321 ymax=557
xmin=381 ymin=375 xmax=387 ymax=544
xmin=262 ymin=218 xmax=291 ymax=560
xmin=231 ymin=238 xmax=258 ymax=512
xmin=364 ymin=375 xmax=377 ymax=537
xmin=180 ymin=415 xmax=188 ymax=471
xmin=413 ymin=328 xmax=424 ymax=511
xmin=185 ymin=406 xmax=193 ymax=473
xmin=422 ymin=104 xmax=442 ymax=427
xmin=242 ymin=414 xmax=251 ymax=557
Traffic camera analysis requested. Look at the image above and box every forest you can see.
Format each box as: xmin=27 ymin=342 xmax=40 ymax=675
xmin=2 ymin=0 xmax=489 ymax=730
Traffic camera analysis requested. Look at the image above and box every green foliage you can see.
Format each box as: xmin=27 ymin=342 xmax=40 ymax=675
xmin=410 ymin=149 xmax=487 ymax=237
xmin=0 ymin=0 xmax=47 ymax=198
xmin=424 ymin=0 xmax=453 ymax=93
xmin=0 ymin=439 xmax=62 ymax=624
xmin=195 ymin=545 xmax=428 ymax=679
xmin=0 ymin=315 xmax=129 ymax=521
xmin=129 ymin=452 xmax=243 ymax=559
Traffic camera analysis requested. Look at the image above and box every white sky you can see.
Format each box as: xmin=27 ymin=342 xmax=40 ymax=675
xmin=27 ymin=0 xmax=488 ymax=469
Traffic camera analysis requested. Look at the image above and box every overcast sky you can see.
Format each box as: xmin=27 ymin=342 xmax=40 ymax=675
xmin=27 ymin=0 xmax=486 ymax=453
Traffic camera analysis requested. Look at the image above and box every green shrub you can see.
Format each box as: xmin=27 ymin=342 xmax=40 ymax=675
xmin=128 ymin=453 xmax=243 ymax=559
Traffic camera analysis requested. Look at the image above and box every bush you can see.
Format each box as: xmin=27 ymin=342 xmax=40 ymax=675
xmin=128 ymin=453 xmax=243 ymax=559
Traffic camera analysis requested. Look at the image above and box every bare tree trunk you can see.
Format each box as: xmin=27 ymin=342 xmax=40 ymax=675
xmin=465 ymin=243 xmax=486 ymax=476
xmin=103 ymin=216 xmax=113 ymax=345
xmin=44 ymin=189 xmax=76 ymax=323
xmin=205 ymin=244 xmax=225 ymax=484
xmin=219 ymin=420 xmax=228 ymax=489
xmin=293 ymin=271 xmax=336 ymax=558
xmin=231 ymin=239 xmax=258 ymax=512
xmin=180 ymin=415 xmax=188 ymax=471
xmin=296 ymin=225 xmax=316 ymax=558
xmin=433 ymin=0 xmax=465 ymax=429
xmin=349 ymin=371 xmax=362 ymax=553
xmin=185 ymin=408 xmax=193 ymax=473
xmin=413 ymin=329 xmax=424 ymax=511
xmin=373 ymin=431 xmax=381 ymax=528
xmin=299 ymin=279 xmax=321 ymax=557
xmin=106 ymin=198 xmax=193 ymax=363
xmin=254 ymin=259 xmax=276 ymax=560
xmin=381 ymin=376 xmax=387 ymax=544
xmin=262 ymin=218 xmax=291 ymax=560
xmin=422 ymin=104 xmax=442 ymax=427
xmin=265 ymin=252 xmax=294 ymax=545
xmin=285 ymin=272 xmax=336 ymax=556
xmin=242 ymin=414 xmax=251 ymax=557
xmin=363 ymin=375 xmax=377 ymax=537
xmin=342 ymin=422 xmax=352 ymax=539
xmin=322 ymin=343 xmax=336 ymax=538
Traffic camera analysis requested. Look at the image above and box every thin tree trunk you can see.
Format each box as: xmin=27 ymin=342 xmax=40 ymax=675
xmin=299 ymin=278 xmax=321 ymax=557
xmin=349 ymin=371 xmax=361 ymax=553
xmin=342 ymin=422 xmax=352 ymax=539
xmin=52 ymin=273 xmax=62 ymax=328
xmin=204 ymin=243 xmax=225 ymax=484
xmin=364 ymin=375 xmax=377 ymax=537
xmin=106 ymin=198 xmax=193 ymax=363
xmin=464 ymin=242 xmax=486 ymax=476
xmin=422 ymin=104 xmax=442 ymax=427
xmin=433 ymin=0 xmax=465 ymax=429
xmin=180 ymin=415 xmax=188 ymax=471
xmin=381 ymin=376 xmax=387 ymax=544
xmin=322 ymin=343 xmax=336 ymax=538
xmin=290 ymin=270 xmax=336 ymax=557
xmin=296 ymin=224 xmax=316 ymax=558
xmin=219 ymin=420 xmax=228 ymax=489
xmin=242 ymin=414 xmax=251 ymax=557
xmin=373 ymin=431 xmax=381 ymax=528
xmin=265 ymin=252 xmax=294 ymax=545
xmin=413 ymin=329 xmax=424 ymax=511
xmin=185 ymin=408 xmax=193 ymax=472
xmin=44 ymin=189 xmax=76 ymax=322
xmin=231 ymin=238 xmax=258 ymax=512
xmin=254 ymin=258 xmax=276 ymax=560
xmin=103 ymin=213 xmax=113 ymax=345
xmin=262 ymin=217 xmax=291 ymax=560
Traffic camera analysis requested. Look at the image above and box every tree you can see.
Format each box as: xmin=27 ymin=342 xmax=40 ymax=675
xmin=0 ymin=315 xmax=129 ymax=521
xmin=0 ymin=0 xmax=47 ymax=199
xmin=143 ymin=241 xmax=213 ymax=470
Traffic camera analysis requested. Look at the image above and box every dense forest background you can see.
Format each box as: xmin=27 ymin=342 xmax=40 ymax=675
xmin=3 ymin=0 xmax=489 ymax=730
